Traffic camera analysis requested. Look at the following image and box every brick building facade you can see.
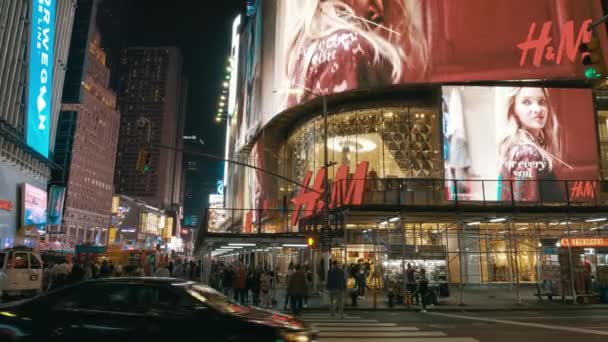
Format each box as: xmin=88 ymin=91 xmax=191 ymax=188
xmin=53 ymin=1 xmax=120 ymax=247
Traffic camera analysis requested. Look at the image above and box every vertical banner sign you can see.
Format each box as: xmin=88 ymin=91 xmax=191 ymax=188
xmin=27 ymin=0 xmax=57 ymax=158
xmin=47 ymin=185 xmax=65 ymax=225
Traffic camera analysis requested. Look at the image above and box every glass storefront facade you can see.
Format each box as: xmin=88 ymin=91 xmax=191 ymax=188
xmin=211 ymin=93 xmax=608 ymax=305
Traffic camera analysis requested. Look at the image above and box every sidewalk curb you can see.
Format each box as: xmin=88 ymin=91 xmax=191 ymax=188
xmin=301 ymin=305 xmax=608 ymax=312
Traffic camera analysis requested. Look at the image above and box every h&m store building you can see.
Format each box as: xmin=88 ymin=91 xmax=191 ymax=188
xmin=207 ymin=0 xmax=608 ymax=302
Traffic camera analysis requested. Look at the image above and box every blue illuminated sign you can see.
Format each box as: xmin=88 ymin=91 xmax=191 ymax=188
xmin=26 ymin=0 xmax=56 ymax=158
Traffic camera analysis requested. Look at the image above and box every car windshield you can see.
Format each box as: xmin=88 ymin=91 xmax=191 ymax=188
xmin=185 ymin=284 xmax=250 ymax=314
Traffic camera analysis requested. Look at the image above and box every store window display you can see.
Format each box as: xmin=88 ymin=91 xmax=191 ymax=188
xmin=285 ymin=106 xmax=442 ymax=190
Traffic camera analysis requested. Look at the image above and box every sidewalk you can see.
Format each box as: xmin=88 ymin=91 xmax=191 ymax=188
xmin=270 ymin=285 xmax=608 ymax=312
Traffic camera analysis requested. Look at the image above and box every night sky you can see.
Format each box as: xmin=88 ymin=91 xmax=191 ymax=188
xmin=100 ymin=0 xmax=244 ymax=209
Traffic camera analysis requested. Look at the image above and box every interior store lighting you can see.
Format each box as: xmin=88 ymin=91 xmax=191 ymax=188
xmin=467 ymin=221 xmax=481 ymax=226
xmin=389 ymin=216 xmax=400 ymax=222
xmin=221 ymin=246 xmax=242 ymax=249
xmin=229 ymin=243 xmax=256 ymax=246
xmin=586 ymin=217 xmax=607 ymax=222
xmin=489 ymin=218 xmax=506 ymax=223
xmin=327 ymin=136 xmax=377 ymax=152
xmin=283 ymin=244 xmax=308 ymax=248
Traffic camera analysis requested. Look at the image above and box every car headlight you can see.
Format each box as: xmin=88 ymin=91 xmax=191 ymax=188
xmin=278 ymin=331 xmax=311 ymax=342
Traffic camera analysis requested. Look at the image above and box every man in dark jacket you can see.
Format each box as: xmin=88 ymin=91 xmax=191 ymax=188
xmin=287 ymin=264 xmax=308 ymax=315
xmin=326 ymin=260 xmax=346 ymax=318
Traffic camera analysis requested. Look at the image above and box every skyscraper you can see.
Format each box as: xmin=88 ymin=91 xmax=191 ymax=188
xmin=115 ymin=47 xmax=186 ymax=211
xmin=52 ymin=0 xmax=120 ymax=247
xmin=0 ymin=0 xmax=76 ymax=247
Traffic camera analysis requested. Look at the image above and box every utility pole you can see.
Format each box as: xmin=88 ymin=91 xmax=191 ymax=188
xmin=322 ymin=94 xmax=331 ymax=287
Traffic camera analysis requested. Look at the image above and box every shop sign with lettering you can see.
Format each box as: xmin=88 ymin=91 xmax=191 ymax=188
xmin=290 ymin=161 xmax=369 ymax=226
xmin=560 ymin=237 xmax=608 ymax=247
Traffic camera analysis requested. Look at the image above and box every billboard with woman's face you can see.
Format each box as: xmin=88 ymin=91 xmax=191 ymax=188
xmin=442 ymin=86 xmax=599 ymax=202
xmin=237 ymin=0 xmax=605 ymax=149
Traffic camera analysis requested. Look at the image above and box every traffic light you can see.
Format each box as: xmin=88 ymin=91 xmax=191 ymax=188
xmin=136 ymin=148 xmax=150 ymax=174
xmin=580 ymin=34 xmax=606 ymax=80
xmin=307 ymin=237 xmax=315 ymax=248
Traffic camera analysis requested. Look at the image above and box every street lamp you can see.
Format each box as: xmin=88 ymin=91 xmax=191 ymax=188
xmin=275 ymin=86 xmax=330 ymax=283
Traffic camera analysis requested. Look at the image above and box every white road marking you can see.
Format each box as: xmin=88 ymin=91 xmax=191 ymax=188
xmin=304 ymin=319 xmax=379 ymax=323
xmin=311 ymin=322 xmax=398 ymax=327
xmin=315 ymin=326 xmax=419 ymax=332
xmin=319 ymin=331 xmax=446 ymax=337
xmin=429 ymin=312 xmax=608 ymax=336
xmin=320 ymin=338 xmax=479 ymax=342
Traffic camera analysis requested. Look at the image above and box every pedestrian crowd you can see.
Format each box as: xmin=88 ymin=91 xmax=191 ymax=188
xmin=42 ymin=256 xmax=202 ymax=291
xmin=208 ymin=260 xmax=316 ymax=315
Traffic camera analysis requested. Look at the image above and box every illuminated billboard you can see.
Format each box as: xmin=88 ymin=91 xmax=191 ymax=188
xmin=208 ymin=194 xmax=226 ymax=232
xmin=442 ymin=86 xmax=599 ymax=202
xmin=47 ymin=185 xmax=65 ymax=225
xmin=22 ymin=183 xmax=47 ymax=226
xmin=26 ymin=0 xmax=57 ymax=158
xmin=236 ymin=0 xmax=605 ymax=149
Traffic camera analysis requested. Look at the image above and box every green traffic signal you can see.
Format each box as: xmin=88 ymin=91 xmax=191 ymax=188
xmin=143 ymin=165 xmax=150 ymax=173
xmin=585 ymin=67 xmax=602 ymax=79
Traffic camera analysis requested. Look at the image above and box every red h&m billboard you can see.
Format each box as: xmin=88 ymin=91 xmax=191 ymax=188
xmin=236 ymin=0 xmax=606 ymax=149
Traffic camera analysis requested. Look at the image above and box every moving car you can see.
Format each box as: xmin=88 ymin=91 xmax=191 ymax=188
xmin=0 ymin=278 xmax=316 ymax=342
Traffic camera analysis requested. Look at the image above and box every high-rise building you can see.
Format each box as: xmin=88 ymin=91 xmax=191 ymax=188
xmin=115 ymin=47 xmax=186 ymax=211
xmin=0 ymin=0 xmax=76 ymax=247
xmin=52 ymin=0 xmax=120 ymax=246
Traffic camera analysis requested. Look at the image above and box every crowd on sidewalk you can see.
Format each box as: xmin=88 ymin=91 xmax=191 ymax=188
xmin=207 ymin=258 xmax=435 ymax=316
xmin=42 ymin=256 xmax=202 ymax=291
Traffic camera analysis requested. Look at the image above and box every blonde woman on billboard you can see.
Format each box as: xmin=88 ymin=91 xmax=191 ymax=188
xmin=283 ymin=0 xmax=428 ymax=107
xmin=498 ymin=87 xmax=565 ymax=202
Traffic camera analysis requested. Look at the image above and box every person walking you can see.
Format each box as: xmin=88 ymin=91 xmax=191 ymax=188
xmin=222 ymin=265 xmax=235 ymax=297
xmin=260 ymin=270 xmax=272 ymax=308
xmin=154 ymin=263 xmax=171 ymax=277
xmin=418 ymin=268 xmax=430 ymax=313
xmin=233 ymin=264 xmax=247 ymax=304
xmin=287 ymin=264 xmax=308 ymax=315
xmin=250 ymin=268 xmax=261 ymax=306
xmin=326 ymin=260 xmax=346 ymax=318
xmin=98 ymin=260 xmax=111 ymax=278
xmin=284 ymin=265 xmax=295 ymax=310
xmin=189 ymin=260 xmax=196 ymax=280
xmin=406 ymin=263 xmax=418 ymax=306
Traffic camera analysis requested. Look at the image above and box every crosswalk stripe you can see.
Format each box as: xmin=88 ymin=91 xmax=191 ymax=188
xmin=310 ymin=323 xmax=399 ymax=327
xmin=320 ymin=338 xmax=480 ymax=342
xmin=319 ymin=331 xmax=446 ymax=338
xmin=315 ymin=327 xmax=420 ymax=332
xmin=300 ymin=315 xmax=360 ymax=319
xmin=304 ymin=319 xmax=379 ymax=323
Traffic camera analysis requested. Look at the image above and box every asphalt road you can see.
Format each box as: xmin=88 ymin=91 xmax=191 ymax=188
xmin=299 ymin=309 xmax=608 ymax=341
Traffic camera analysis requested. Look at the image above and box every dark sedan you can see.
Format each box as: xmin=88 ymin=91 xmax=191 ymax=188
xmin=0 ymin=277 xmax=316 ymax=342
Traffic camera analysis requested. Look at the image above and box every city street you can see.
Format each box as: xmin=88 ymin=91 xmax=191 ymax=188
xmin=300 ymin=309 xmax=608 ymax=341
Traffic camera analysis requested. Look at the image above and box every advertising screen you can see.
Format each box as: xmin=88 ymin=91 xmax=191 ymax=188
xmin=26 ymin=0 xmax=57 ymax=158
xmin=442 ymin=86 xmax=599 ymax=202
xmin=208 ymin=194 xmax=226 ymax=232
xmin=236 ymin=0 xmax=605 ymax=150
xmin=47 ymin=185 xmax=65 ymax=225
xmin=23 ymin=183 xmax=48 ymax=226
